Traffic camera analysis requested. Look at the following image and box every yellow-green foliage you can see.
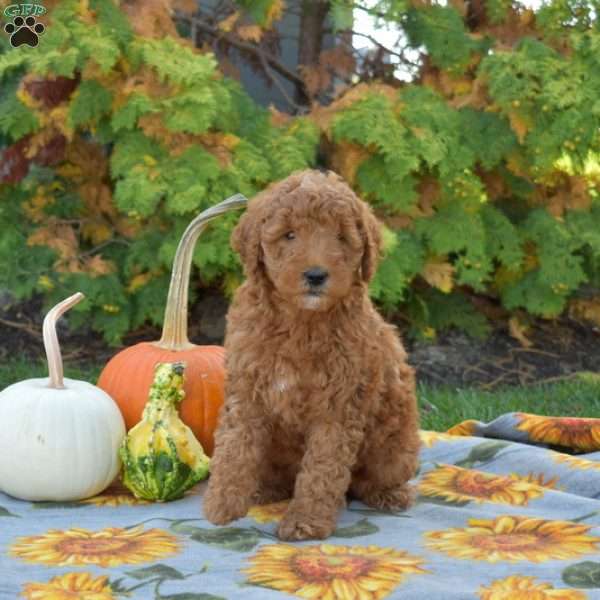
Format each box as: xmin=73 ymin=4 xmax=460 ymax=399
xmin=323 ymin=0 xmax=600 ymax=338
xmin=0 ymin=0 xmax=319 ymax=342
xmin=1 ymin=0 xmax=600 ymax=342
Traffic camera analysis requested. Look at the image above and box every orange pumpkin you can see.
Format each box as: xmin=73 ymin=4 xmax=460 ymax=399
xmin=98 ymin=195 xmax=247 ymax=456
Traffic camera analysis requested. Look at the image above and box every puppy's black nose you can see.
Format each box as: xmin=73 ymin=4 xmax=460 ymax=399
xmin=303 ymin=266 xmax=329 ymax=287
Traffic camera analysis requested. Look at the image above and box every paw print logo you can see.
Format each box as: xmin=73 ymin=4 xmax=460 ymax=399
xmin=4 ymin=15 xmax=45 ymax=47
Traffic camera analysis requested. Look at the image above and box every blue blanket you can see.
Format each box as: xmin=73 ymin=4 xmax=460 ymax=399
xmin=2 ymin=412 xmax=600 ymax=599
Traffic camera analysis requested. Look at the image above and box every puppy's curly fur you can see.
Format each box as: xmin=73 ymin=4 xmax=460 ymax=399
xmin=203 ymin=170 xmax=420 ymax=541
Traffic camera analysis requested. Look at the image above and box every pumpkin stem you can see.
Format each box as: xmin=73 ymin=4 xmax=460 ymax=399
xmin=43 ymin=292 xmax=84 ymax=389
xmin=156 ymin=194 xmax=247 ymax=351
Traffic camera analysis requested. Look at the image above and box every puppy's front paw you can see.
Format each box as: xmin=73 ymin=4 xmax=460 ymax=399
xmin=203 ymin=487 xmax=251 ymax=525
xmin=277 ymin=509 xmax=336 ymax=541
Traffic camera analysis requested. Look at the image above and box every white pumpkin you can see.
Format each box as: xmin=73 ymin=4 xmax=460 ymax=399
xmin=0 ymin=293 xmax=126 ymax=501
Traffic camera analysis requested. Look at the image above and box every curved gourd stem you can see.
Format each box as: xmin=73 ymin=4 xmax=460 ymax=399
xmin=43 ymin=292 xmax=84 ymax=389
xmin=156 ymin=194 xmax=248 ymax=351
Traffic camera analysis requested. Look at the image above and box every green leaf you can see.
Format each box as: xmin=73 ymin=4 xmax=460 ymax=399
xmin=74 ymin=23 xmax=121 ymax=72
xmin=0 ymin=219 xmax=56 ymax=301
xmin=481 ymin=205 xmax=524 ymax=269
xmin=267 ymin=118 xmax=319 ymax=180
xmin=232 ymin=140 xmax=272 ymax=183
xmin=356 ymin=155 xmax=418 ymax=211
xmin=407 ymin=288 xmax=491 ymax=340
xmin=414 ymin=201 xmax=486 ymax=260
xmin=403 ymin=5 xmax=481 ymax=72
xmin=416 ymin=495 xmax=470 ymax=508
xmin=114 ymin=170 xmax=166 ymax=217
xmin=459 ymin=109 xmax=517 ymax=169
xmin=170 ymin=521 xmax=204 ymax=535
xmin=162 ymin=86 xmax=220 ymax=134
xmin=133 ymin=38 xmax=217 ymax=85
xmin=112 ymin=93 xmax=155 ymax=131
xmin=108 ymin=577 xmax=129 ymax=594
xmin=0 ymin=48 xmax=29 ymax=80
xmin=0 ymin=506 xmax=19 ymax=517
xmin=110 ymin=131 xmax=167 ymax=178
xmin=562 ymin=561 xmax=600 ymax=588
xmin=485 ymin=0 xmax=511 ymax=24
xmin=566 ymin=206 xmax=600 ymax=257
xmin=330 ymin=0 xmax=354 ymax=31
xmin=0 ymin=90 xmax=39 ymax=140
xmin=401 ymin=87 xmax=475 ymax=175
xmin=166 ymin=184 xmax=207 ymax=215
xmin=57 ymin=272 xmax=132 ymax=344
xmin=370 ymin=229 xmax=425 ymax=308
xmin=68 ymin=80 xmax=113 ymax=128
xmin=333 ymin=518 xmax=379 ymax=538
xmin=455 ymin=441 xmax=510 ymax=466
xmin=91 ymin=0 xmax=134 ymax=48
xmin=130 ymin=274 xmax=170 ymax=329
xmin=481 ymin=38 xmax=562 ymax=111
xmin=333 ymin=94 xmax=417 ymax=174
xmin=29 ymin=47 xmax=80 ymax=78
xmin=190 ymin=527 xmax=260 ymax=552
xmin=125 ymin=564 xmax=185 ymax=581
xmin=501 ymin=209 xmax=587 ymax=317
xmin=235 ymin=0 xmax=275 ymax=25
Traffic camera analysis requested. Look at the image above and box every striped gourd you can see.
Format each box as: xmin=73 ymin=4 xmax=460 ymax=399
xmin=120 ymin=362 xmax=210 ymax=501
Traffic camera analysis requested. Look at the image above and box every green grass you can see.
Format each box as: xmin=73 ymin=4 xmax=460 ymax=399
xmin=1 ymin=358 xmax=599 ymax=432
xmin=418 ymin=374 xmax=600 ymax=431
xmin=0 ymin=358 xmax=102 ymax=390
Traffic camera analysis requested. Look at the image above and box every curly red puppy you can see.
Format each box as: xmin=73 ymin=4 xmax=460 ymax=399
xmin=203 ymin=170 xmax=420 ymax=541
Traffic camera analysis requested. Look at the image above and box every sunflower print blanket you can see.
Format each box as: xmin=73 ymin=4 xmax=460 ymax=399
xmin=2 ymin=412 xmax=600 ymax=599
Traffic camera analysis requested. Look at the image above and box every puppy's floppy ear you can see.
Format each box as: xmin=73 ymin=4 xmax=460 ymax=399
xmin=231 ymin=202 xmax=265 ymax=280
xmin=358 ymin=202 xmax=383 ymax=283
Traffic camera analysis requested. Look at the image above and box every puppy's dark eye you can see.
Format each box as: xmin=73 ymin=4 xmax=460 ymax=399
xmin=284 ymin=231 xmax=295 ymax=241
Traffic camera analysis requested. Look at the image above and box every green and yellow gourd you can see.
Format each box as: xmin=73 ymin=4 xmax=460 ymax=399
xmin=120 ymin=362 xmax=210 ymax=501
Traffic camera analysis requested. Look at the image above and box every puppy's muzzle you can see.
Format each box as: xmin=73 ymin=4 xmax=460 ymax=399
xmin=303 ymin=266 xmax=329 ymax=291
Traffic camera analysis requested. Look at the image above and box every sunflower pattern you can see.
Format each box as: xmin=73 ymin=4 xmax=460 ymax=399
xmin=80 ymin=481 xmax=150 ymax=507
xmin=419 ymin=465 xmax=553 ymax=505
xmin=446 ymin=419 xmax=479 ymax=437
xmin=2 ymin=413 xmax=600 ymax=599
xmin=10 ymin=525 xmax=180 ymax=567
xmin=516 ymin=413 xmax=600 ymax=451
xmin=21 ymin=572 xmax=115 ymax=600
xmin=425 ymin=515 xmax=600 ymax=563
xmin=553 ymin=452 xmax=600 ymax=471
xmin=243 ymin=543 xmax=428 ymax=599
xmin=247 ymin=500 xmax=290 ymax=523
xmin=478 ymin=575 xmax=588 ymax=599
xmin=419 ymin=430 xmax=458 ymax=447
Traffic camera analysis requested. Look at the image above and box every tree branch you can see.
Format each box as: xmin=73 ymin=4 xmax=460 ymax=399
xmin=173 ymin=10 xmax=306 ymax=92
xmin=256 ymin=51 xmax=307 ymax=113
xmin=345 ymin=31 xmax=421 ymax=68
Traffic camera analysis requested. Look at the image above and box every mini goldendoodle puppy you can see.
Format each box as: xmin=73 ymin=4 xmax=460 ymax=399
xmin=203 ymin=169 xmax=420 ymax=541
